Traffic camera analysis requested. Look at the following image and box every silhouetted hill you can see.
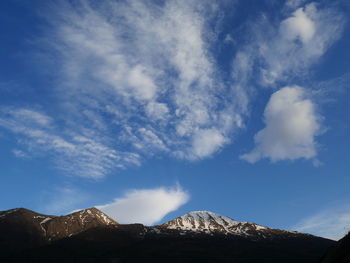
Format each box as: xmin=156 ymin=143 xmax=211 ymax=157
xmin=321 ymin=232 xmax=350 ymax=263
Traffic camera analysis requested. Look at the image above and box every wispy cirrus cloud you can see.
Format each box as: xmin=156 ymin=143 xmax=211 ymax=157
xmin=0 ymin=0 xmax=244 ymax=178
xmin=293 ymin=204 xmax=350 ymax=240
xmin=0 ymin=0 xmax=346 ymax=176
xmin=42 ymin=0 xmax=243 ymax=163
xmin=0 ymin=108 xmax=140 ymax=178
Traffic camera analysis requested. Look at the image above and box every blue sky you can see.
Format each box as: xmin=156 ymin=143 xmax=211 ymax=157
xmin=1 ymin=0 xmax=350 ymax=240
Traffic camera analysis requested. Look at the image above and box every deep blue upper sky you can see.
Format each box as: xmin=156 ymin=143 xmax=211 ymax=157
xmin=0 ymin=0 xmax=350 ymax=240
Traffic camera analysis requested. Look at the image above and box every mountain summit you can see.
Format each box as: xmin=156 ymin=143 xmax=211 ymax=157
xmin=42 ymin=207 xmax=117 ymax=240
xmin=161 ymin=211 xmax=266 ymax=235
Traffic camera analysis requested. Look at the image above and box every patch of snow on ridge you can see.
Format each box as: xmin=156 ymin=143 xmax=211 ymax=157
xmin=40 ymin=217 xmax=52 ymax=235
xmin=98 ymin=212 xmax=115 ymax=225
xmin=40 ymin=217 xmax=52 ymax=224
xmin=76 ymin=208 xmax=116 ymax=225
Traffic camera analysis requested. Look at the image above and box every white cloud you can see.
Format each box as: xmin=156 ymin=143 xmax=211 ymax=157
xmin=241 ymin=86 xmax=321 ymax=163
xmin=43 ymin=0 xmax=241 ymax=162
xmin=146 ymin=102 xmax=169 ymax=121
xmin=0 ymin=0 xmax=345 ymax=176
xmin=257 ymin=2 xmax=344 ymax=85
xmin=0 ymin=108 xmax=140 ymax=178
xmin=294 ymin=205 xmax=350 ymax=240
xmin=7 ymin=108 xmax=52 ymax=128
xmin=12 ymin=149 xmax=28 ymax=158
xmin=285 ymin=0 xmax=307 ymax=9
xmin=97 ymin=186 xmax=189 ymax=225
xmin=190 ymin=128 xmax=227 ymax=159
xmin=280 ymin=7 xmax=315 ymax=44
xmin=126 ymin=65 xmax=158 ymax=101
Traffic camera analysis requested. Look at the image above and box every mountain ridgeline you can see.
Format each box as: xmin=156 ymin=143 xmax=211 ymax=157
xmin=321 ymin=231 xmax=350 ymax=263
xmin=0 ymin=207 xmax=338 ymax=263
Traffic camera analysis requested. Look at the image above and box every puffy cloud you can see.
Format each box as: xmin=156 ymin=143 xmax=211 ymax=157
xmin=97 ymin=186 xmax=189 ymax=225
xmin=280 ymin=7 xmax=315 ymax=44
xmin=294 ymin=205 xmax=350 ymax=240
xmin=190 ymin=128 xmax=227 ymax=159
xmin=241 ymin=86 xmax=321 ymax=163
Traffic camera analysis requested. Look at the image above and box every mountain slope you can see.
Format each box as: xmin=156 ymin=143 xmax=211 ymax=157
xmin=161 ymin=211 xmax=250 ymax=232
xmin=0 ymin=208 xmax=51 ymax=250
xmin=0 ymin=207 xmax=117 ymax=251
xmin=321 ymin=232 xmax=350 ymax=263
xmin=43 ymin=207 xmax=117 ymax=240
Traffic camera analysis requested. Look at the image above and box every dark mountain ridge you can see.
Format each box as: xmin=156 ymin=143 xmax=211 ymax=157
xmin=321 ymin=231 xmax=350 ymax=263
xmin=0 ymin=207 xmax=336 ymax=263
xmin=0 ymin=207 xmax=117 ymax=251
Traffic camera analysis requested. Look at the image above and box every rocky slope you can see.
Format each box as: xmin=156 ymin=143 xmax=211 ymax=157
xmin=42 ymin=207 xmax=116 ymax=240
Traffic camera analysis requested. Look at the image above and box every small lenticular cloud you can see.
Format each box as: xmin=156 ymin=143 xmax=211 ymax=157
xmin=97 ymin=185 xmax=189 ymax=225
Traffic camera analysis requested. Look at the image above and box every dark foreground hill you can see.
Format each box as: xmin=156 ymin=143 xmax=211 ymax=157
xmin=321 ymin=231 xmax=350 ymax=263
xmin=0 ymin=208 xmax=335 ymax=263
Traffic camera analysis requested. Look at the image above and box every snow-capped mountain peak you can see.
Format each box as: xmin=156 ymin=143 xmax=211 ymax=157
xmin=161 ymin=211 xmax=267 ymax=235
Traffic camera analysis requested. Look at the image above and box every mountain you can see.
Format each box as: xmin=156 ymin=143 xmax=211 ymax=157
xmin=321 ymin=231 xmax=350 ymax=263
xmin=159 ymin=210 xmax=286 ymax=237
xmin=0 ymin=208 xmax=335 ymax=263
xmin=40 ymin=207 xmax=116 ymax=240
xmin=0 ymin=207 xmax=117 ymax=251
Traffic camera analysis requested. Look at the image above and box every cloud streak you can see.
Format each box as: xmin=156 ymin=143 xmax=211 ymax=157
xmin=97 ymin=186 xmax=189 ymax=225
xmin=0 ymin=108 xmax=140 ymax=178
xmin=294 ymin=205 xmax=350 ymax=240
